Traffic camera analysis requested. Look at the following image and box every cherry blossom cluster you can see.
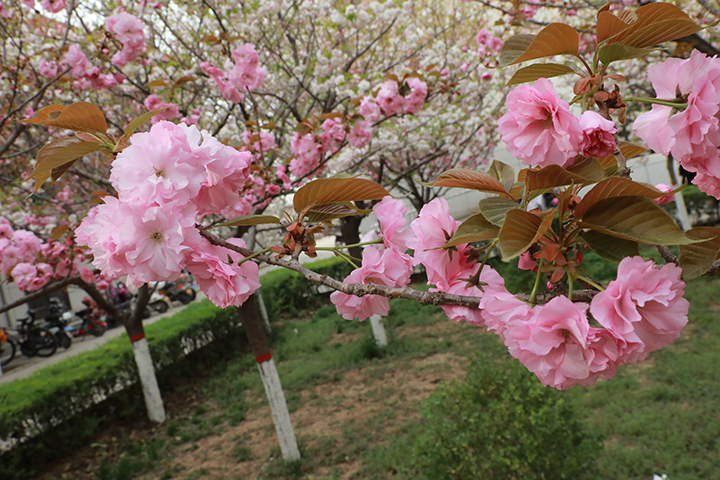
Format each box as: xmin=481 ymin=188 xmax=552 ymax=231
xmin=331 ymin=197 xmax=689 ymax=390
xmin=633 ymin=51 xmax=720 ymax=199
xmin=106 ymin=12 xmax=146 ymax=67
xmin=75 ymin=121 xmax=261 ymax=308
xmin=497 ymin=78 xmax=617 ymax=168
xmin=0 ymin=218 xmax=114 ymax=292
xmin=61 ymin=45 xmax=124 ymax=92
xmin=200 ymin=44 xmax=265 ymax=104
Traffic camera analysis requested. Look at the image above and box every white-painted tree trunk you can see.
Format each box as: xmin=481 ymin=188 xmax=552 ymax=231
xmin=369 ymin=314 xmax=388 ymax=347
xmin=257 ymin=290 xmax=271 ymax=333
xmin=131 ymin=337 xmax=166 ymax=423
xmin=257 ymin=356 xmax=300 ymax=460
xmin=673 ymin=188 xmax=693 ymax=231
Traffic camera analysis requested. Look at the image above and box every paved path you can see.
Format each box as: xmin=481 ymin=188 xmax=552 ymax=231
xmin=0 ymin=295 xmax=205 ymax=385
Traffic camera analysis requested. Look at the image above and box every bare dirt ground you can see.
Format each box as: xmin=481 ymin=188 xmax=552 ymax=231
xmin=34 ymin=318 xmax=473 ymax=480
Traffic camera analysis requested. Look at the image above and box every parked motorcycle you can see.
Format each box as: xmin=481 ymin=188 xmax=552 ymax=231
xmin=158 ymin=273 xmax=197 ymax=305
xmin=71 ymin=297 xmax=108 ymax=338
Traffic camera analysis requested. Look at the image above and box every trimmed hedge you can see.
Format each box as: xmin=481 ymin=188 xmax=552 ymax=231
xmin=259 ymin=257 xmax=354 ymax=319
xmin=0 ymin=300 xmax=245 ymax=480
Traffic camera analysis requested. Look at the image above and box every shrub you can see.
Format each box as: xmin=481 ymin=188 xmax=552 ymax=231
xmin=0 ymin=300 xmax=245 ymax=480
xmin=259 ymin=257 xmax=354 ymax=319
xmin=413 ymin=354 xmax=603 ymax=480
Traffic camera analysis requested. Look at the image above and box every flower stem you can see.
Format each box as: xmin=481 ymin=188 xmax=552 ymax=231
xmin=237 ymin=247 xmax=271 ymax=266
xmin=626 ymin=97 xmax=687 ymax=109
xmin=315 ymin=239 xmax=383 ymax=251
xmin=530 ymin=258 xmax=544 ymax=305
xmin=567 ymin=270 xmax=574 ymax=300
xmin=577 ymin=275 xmax=605 ymax=292
xmin=335 ymin=250 xmax=360 ymax=269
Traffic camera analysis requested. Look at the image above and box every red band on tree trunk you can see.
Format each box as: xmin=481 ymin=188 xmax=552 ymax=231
xmin=129 ymin=333 xmax=145 ymax=343
xmin=255 ymin=352 xmax=272 ymax=363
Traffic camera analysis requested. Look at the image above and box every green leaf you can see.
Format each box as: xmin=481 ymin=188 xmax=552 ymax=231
xmin=678 ymin=227 xmax=720 ymax=280
xmin=305 ymin=202 xmax=371 ymax=223
xmin=498 ymin=210 xmax=554 ymax=261
xmin=31 ymin=138 xmax=104 ymax=191
xmin=501 ymin=23 xmax=579 ymax=67
xmin=215 ymin=215 xmax=282 ymax=227
xmin=581 ymin=230 xmax=639 ymax=262
xmin=506 ymin=63 xmax=577 ymax=86
xmin=486 ymin=160 xmax=515 ymax=193
xmin=598 ymin=44 xmax=654 ymax=65
xmin=478 ymin=197 xmax=521 ymax=227
xmin=123 ymin=108 xmax=170 ymax=137
xmin=443 ymin=213 xmax=500 ymax=248
xmin=578 ymin=195 xmax=694 ymax=245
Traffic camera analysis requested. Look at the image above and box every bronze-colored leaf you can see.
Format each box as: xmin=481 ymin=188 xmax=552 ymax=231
xmin=478 ymin=197 xmax=521 ymax=227
xmin=293 ymin=177 xmax=390 ymax=213
xmin=579 ymin=195 xmax=694 ymax=245
xmin=525 ymin=164 xmax=597 ymax=194
xmin=216 ymin=215 xmax=282 ymax=227
xmin=22 ymin=102 xmax=107 ymax=133
xmin=606 ymin=3 xmax=700 ymax=47
xmin=443 ymin=213 xmax=500 ymax=248
xmin=498 ymin=209 xmax=554 ymax=261
xmin=503 ymin=23 xmax=579 ymax=67
xmin=574 ymin=177 xmax=669 ymax=219
xmin=566 ymin=157 xmax=606 ymax=182
xmin=508 ymin=169 xmax=528 ymax=200
xmin=597 ymin=10 xmax=632 ymax=44
xmin=679 ymin=227 xmax=720 ymax=279
xmin=174 ymin=76 xmax=196 ymax=85
xmin=50 ymin=224 xmax=70 ymax=241
xmin=581 ymin=230 xmax=639 ymax=262
xmin=147 ymin=80 xmax=168 ymax=87
xmin=487 ymin=160 xmax=515 ymax=193
xmin=424 ymin=168 xmax=508 ymax=195
xmin=622 ymin=19 xmax=702 ymax=49
xmin=506 ymin=63 xmax=577 ymax=86
xmin=499 ymin=34 xmax=535 ymax=67
xmin=31 ymin=138 xmax=104 ymax=191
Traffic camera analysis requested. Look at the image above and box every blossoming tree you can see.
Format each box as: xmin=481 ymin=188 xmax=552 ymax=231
xmin=5 ymin=0 xmax=720 ymax=462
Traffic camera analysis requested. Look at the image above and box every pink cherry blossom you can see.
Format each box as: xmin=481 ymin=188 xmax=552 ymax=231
xmin=407 ymin=197 xmax=467 ymax=290
xmin=11 ymin=263 xmax=37 ymax=292
xmin=143 ymin=94 xmax=179 ymax=123
xmin=39 ymin=59 xmax=58 ymax=78
xmin=376 ymin=80 xmax=405 ymax=117
xmin=590 ymin=256 xmax=689 ymax=364
xmin=61 ymin=44 xmax=90 ymax=77
xmin=41 ymin=0 xmax=65 ymax=13
xmin=185 ymin=238 xmax=261 ymax=308
xmin=578 ymin=110 xmax=617 ymax=158
xmin=439 ymin=265 xmax=506 ymax=326
xmin=478 ymin=289 xmax=534 ymax=337
xmin=404 ymin=78 xmax=427 ymax=115
xmin=359 ymin=96 xmax=381 ymax=123
xmin=318 ymin=119 xmax=346 ymax=153
xmin=290 ymin=132 xmax=323 ymax=178
xmin=347 ymin=121 xmax=372 ymax=148
xmin=504 ymin=296 xmax=592 ymax=390
xmin=106 ymin=12 xmax=146 ymax=66
xmin=632 ymin=51 xmax=720 ymax=198
xmin=373 ymin=196 xmax=413 ymax=251
xmin=497 ymin=78 xmax=582 ymax=168
xmin=330 ymin=245 xmax=413 ymax=321
xmin=653 ymin=183 xmax=675 ymax=206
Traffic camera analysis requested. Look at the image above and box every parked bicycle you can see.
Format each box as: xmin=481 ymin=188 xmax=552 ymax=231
xmin=4 ymin=317 xmax=57 ymax=361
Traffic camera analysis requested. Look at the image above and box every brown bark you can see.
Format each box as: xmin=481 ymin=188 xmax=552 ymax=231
xmin=238 ymin=294 xmax=271 ymax=358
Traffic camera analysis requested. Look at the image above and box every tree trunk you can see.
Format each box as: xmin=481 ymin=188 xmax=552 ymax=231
xmin=338 ymin=213 xmax=364 ymax=261
xmin=369 ymin=314 xmax=388 ymax=347
xmin=239 ymin=295 xmax=300 ymax=460
xmin=125 ymin=312 xmax=166 ymax=423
